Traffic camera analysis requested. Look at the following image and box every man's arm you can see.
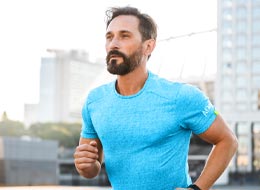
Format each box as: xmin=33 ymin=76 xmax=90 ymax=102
xmin=74 ymin=137 xmax=103 ymax=178
xmin=194 ymin=114 xmax=238 ymax=190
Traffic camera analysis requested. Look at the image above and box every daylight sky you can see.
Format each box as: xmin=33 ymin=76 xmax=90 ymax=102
xmin=0 ymin=0 xmax=217 ymax=120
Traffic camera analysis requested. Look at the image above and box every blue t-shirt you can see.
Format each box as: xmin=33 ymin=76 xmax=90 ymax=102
xmin=81 ymin=71 xmax=217 ymax=190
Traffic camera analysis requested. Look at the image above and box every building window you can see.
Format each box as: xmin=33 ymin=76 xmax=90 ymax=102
xmin=252 ymin=35 xmax=260 ymax=46
xmin=222 ymin=48 xmax=232 ymax=62
xmin=236 ymin=122 xmax=250 ymax=172
xmin=252 ymin=103 xmax=259 ymax=111
xmin=222 ymin=0 xmax=233 ymax=7
xmin=236 ymin=34 xmax=247 ymax=47
xmin=222 ymin=35 xmax=233 ymax=48
xmin=253 ymin=122 xmax=260 ymax=171
xmin=222 ymin=8 xmax=232 ymax=20
xmin=223 ymin=62 xmax=233 ymax=74
xmin=222 ymin=20 xmax=233 ymax=34
xmin=252 ymin=76 xmax=260 ymax=88
xmin=222 ymin=75 xmax=233 ymax=87
xmin=236 ymin=48 xmax=247 ymax=61
xmin=252 ymin=6 xmax=260 ymax=18
xmin=258 ymin=90 xmax=260 ymax=110
xmin=236 ymin=62 xmax=248 ymax=74
xmin=222 ymin=91 xmax=233 ymax=101
xmin=236 ymin=7 xmax=247 ymax=19
xmin=252 ymin=22 xmax=260 ymax=33
xmin=252 ymin=61 xmax=260 ymax=74
xmin=236 ymin=89 xmax=247 ymax=101
xmin=251 ymin=89 xmax=260 ymax=111
xmin=236 ymin=76 xmax=248 ymax=88
xmin=236 ymin=21 xmax=247 ymax=33
xmin=253 ymin=0 xmax=260 ymax=4
xmin=252 ymin=47 xmax=260 ymax=60
xmin=237 ymin=0 xmax=247 ymax=5
xmin=251 ymin=89 xmax=259 ymax=102
xmin=221 ymin=102 xmax=233 ymax=112
xmin=222 ymin=90 xmax=233 ymax=102
xmin=236 ymin=103 xmax=248 ymax=111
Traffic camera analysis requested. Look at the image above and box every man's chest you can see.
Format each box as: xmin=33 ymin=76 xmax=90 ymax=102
xmin=89 ymin=98 xmax=181 ymax=146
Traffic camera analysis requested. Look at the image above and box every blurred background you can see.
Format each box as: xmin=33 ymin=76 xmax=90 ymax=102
xmin=0 ymin=0 xmax=259 ymax=188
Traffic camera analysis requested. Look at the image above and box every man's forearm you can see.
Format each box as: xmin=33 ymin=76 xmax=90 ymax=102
xmin=195 ymin=137 xmax=238 ymax=189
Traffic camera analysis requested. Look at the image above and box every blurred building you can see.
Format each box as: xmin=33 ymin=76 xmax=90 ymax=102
xmin=0 ymin=136 xmax=58 ymax=186
xmin=24 ymin=49 xmax=104 ymax=126
xmin=216 ymin=0 xmax=260 ymax=182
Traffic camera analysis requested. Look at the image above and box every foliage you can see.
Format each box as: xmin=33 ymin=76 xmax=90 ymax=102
xmin=1 ymin=111 xmax=8 ymax=121
xmin=29 ymin=122 xmax=81 ymax=148
xmin=0 ymin=119 xmax=27 ymax=137
xmin=0 ymin=112 xmax=81 ymax=148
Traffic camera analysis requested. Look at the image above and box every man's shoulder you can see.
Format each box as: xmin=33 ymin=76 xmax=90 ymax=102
xmin=87 ymin=81 xmax=114 ymax=102
xmin=149 ymin=72 xmax=203 ymax=100
xmin=149 ymin=72 xmax=184 ymax=98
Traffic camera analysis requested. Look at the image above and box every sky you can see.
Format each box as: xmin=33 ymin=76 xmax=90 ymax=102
xmin=0 ymin=0 xmax=217 ymax=121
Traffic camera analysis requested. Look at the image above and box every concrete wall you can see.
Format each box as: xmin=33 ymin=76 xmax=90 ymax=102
xmin=0 ymin=137 xmax=58 ymax=186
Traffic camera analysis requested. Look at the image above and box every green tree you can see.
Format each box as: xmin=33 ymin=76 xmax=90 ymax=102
xmin=0 ymin=119 xmax=27 ymax=137
xmin=1 ymin=111 xmax=8 ymax=121
xmin=29 ymin=122 xmax=81 ymax=148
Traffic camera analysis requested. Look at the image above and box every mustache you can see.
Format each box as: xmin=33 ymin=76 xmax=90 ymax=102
xmin=106 ymin=50 xmax=127 ymax=63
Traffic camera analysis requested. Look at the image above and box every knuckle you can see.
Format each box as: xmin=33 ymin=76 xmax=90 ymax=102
xmin=77 ymin=163 xmax=93 ymax=170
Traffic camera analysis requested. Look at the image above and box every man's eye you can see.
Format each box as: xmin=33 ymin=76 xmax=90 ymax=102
xmin=106 ymin=35 xmax=112 ymax=40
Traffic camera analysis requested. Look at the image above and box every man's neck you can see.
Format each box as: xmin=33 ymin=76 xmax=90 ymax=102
xmin=116 ymin=67 xmax=148 ymax=96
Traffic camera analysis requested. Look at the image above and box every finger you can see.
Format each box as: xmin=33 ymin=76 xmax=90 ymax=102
xmin=89 ymin=140 xmax=97 ymax=147
xmin=74 ymin=150 xmax=99 ymax=159
xmin=76 ymin=144 xmax=98 ymax=153
xmin=76 ymin=162 xmax=97 ymax=170
xmin=74 ymin=157 xmax=97 ymax=165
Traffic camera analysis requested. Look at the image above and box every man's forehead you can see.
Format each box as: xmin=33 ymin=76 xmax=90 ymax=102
xmin=106 ymin=15 xmax=139 ymax=32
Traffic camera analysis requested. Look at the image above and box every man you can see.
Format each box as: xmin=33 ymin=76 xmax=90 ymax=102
xmin=74 ymin=6 xmax=238 ymax=190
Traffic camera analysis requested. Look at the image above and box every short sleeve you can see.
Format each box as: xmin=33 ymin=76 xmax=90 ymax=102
xmin=177 ymin=84 xmax=217 ymax=135
xmin=80 ymin=98 xmax=99 ymax=139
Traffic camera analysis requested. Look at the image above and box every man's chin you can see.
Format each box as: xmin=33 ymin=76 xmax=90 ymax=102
xmin=107 ymin=65 xmax=118 ymax=75
xmin=107 ymin=66 xmax=131 ymax=76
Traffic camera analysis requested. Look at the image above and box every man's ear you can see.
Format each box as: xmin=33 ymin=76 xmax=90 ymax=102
xmin=143 ymin=39 xmax=156 ymax=57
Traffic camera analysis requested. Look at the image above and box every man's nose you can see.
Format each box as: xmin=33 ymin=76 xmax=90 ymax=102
xmin=108 ymin=37 xmax=120 ymax=50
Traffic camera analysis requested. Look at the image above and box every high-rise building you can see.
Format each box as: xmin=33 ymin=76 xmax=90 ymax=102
xmin=216 ymin=0 xmax=260 ymax=177
xmin=24 ymin=49 xmax=104 ymax=126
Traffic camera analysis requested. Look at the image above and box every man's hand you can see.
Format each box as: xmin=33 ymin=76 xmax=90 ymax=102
xmin=74 ymin=140 xmax=101 ymax=178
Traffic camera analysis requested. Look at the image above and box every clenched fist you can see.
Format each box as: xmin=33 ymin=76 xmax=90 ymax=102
xmin=74 ymin=140 xmax=102 ymax=178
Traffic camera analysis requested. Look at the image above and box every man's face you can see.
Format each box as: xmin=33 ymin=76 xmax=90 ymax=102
xmin=106 ymin=46 xmax=143 ymax=75
xmin=105 ymin=15 xmax=144 ymax=75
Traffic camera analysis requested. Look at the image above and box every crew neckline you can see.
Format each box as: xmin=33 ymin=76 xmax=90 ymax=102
xmin=113 ymin=71 xmax=151 ymax=99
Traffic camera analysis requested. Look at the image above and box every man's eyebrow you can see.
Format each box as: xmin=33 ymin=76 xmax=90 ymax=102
xmin=106 ymin=30 xmax=132 ymax=36
xmin=105 ymin=31 xmax=112 ymax=36
xmin=120 ymin=30 xmax=132 ymax=34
